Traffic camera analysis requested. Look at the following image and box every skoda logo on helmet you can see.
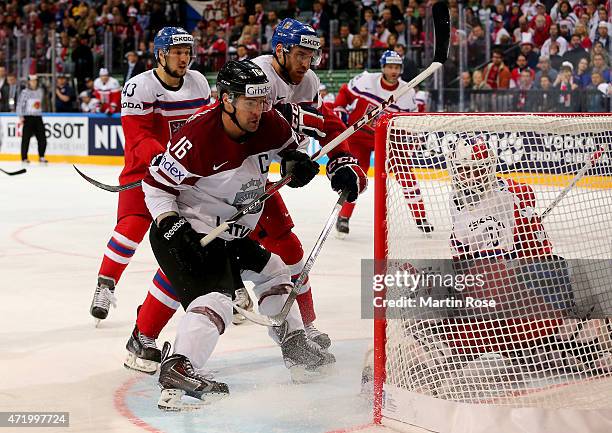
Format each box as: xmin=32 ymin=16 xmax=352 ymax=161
xmin=171 ymin=34 xmax=194 ymax=44
xmin=300 ymin=35 xmax=321 ymax=50
xmin=245 ymin=83 xmax=271 ymax=97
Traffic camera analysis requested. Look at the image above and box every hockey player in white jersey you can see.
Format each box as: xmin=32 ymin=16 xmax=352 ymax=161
xmin=145 ymin=60 xmax=334 ymax=410
xmin=249 ymin=19 xmax=368 ymax=347
xmin=333 ymin=50 xmax=434 ymax=237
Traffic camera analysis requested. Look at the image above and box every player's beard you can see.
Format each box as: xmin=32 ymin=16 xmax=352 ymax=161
xmin=164 ymin=64 xmax=186 ymax=79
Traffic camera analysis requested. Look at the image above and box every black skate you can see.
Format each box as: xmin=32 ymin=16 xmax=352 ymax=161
xmin=304 ymin=322 xmax=332 ymax=349
xmin=232 ymin=288 xmax=254 ymax=325
xmin=416 ymin=219 xmax=434 ymax=234
xmin=336 ymin=216 xmax=349 ymax=239
xmin=279 ymin=327 xmax=336 ymax=383
xmin=158 ymin=343 xmax=229 ymax=411
xmin=90 ymin=276 xmax=116 ymax=325
xmin=124 ymin=326 xmax=161 ymax=374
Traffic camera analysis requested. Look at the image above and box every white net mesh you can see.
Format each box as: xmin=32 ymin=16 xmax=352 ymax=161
xmin=377 ymin=114 xmax=612 ymax=431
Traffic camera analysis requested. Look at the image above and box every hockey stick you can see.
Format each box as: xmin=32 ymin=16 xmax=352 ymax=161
xmin=73 ymin=165 xmax=141 ymax=192
xmin=235 ymin=189 xmax=350 ymax=326
xmin=541 ymin=143 xmax=608 ymax=220
xmin=0 ymin=167 xmax=27 ymax=176
xmin=200 ymin=3 xmax=450 ymax=248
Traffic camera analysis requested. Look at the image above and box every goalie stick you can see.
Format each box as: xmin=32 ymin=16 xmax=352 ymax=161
xmin=0 ymin=167 xmax=27 ymax=176
xmin=234 ymin=189 xmax=350 ymax=326
xmin=541 ymin=143 xmax=609 ymax=220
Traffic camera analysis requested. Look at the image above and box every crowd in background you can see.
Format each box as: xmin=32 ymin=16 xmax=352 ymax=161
xmin=2 ymin=0 xmax=612 ymax=113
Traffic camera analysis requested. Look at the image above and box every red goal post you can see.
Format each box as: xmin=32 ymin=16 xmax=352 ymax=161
xmin=373 ymin=112 xmax=612 ymax=433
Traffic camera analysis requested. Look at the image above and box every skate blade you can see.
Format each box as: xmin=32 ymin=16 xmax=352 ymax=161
xmin=158 ymin=388 xmax=228 ymax=411
xmin=335 ymin=230 xmax=348 ymax=240
xmin=94 ymin=318 xmax=102 ymax=328
xmin=124 ymin=352 xmax=158 ymax=375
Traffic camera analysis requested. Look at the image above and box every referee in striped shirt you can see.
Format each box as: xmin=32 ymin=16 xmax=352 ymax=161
xmin=17 ymin=74 xmax=48 ymax=163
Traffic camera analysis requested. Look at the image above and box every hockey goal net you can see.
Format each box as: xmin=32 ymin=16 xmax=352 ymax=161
xmin=372 ymin=113 xmax=612 ymax=433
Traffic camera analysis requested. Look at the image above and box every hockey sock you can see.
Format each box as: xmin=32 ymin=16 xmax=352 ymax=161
xmin=136 ymin=269 xmax=180 ymax=338
xmin=98 ymin=215 xmax=150 ymax=284
xmin=339 ymin=201 xmax=355 ymax=219
xmin=296 ymin=288 xmax=316 ymax=325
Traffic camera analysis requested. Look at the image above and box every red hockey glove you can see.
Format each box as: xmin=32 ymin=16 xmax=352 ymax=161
xmin=277 ymin=103 xmax=326 ymax=139
xmin=326 ymin=153 xmax=367 ymax=202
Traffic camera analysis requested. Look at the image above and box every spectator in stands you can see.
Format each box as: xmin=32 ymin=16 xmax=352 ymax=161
xmin=549 ymin=41 xmax=564 ymax=70
xmin=574 ymin=23 xmax=592 ymax=50
xmin=123 ymin=51 xmax=145 ymax=83
xmin=532 ymin=14 xmax=550 ymax=49
xmin=374 ymin=20 xmax=391 ymax=45
xmin=519 ymin=33 xmax=539 ymax=69
xmin=241 ymin=33 xmax=259 ymax=57
xmin=340 ymin=24 xmax=353 ymax=47
xmin=590 ymin=42 xmax=610 ymax=66
xmin=348 ymin=34 xmax=366 ymax=70
xmin=592 ymin=21 xmax=612 ymax=54
xmin=563 ymin=34 xmax=590 ymax=70
xmin=55 ymin=74 xmax=76 ymax=112
xmin=468 ymin=24 xmax=486 ymax=68
xmin=79 ymin=90 xmax=100 ymax=113
xmin=554 ymin=61 xmax=578 ymax=111
xmin=574 ymin=57 xmax=592 ymax=88
xmin=552 ymin=1 xmax=578 ymax=30
xmin=514 ymin=69 xmax=536 ymax=111
xmin=264 ymin=11 xmax=279 ymax=50
xmin=470 ymin=69 xmax=491 ymax=112
xmin=492 ymin=16 xmax=511 ymax=45
xmin=209 ymin=28 xmax=228 ymax=71
xmin=535 ymin=56 xmax=558 ymax=87
xmin=586 ymin=71 xmax=607 ymax=111
xmin=310 ymin=1 xmax=330 ymax=39
xmin=408 ymin=22 xmax=424 ymax=48
xmin=590 ymin=53 xmax=610 ymax=82
xmin=511 ymin=54 xmax=535 ymax=88
xmin=589 ymin=6 xmax=611 ymax=40
xmin=380 ymin=0 xmax=403 ymax=22
xmin=522 ymin=0 xmax=539 ymax=20
xmin=535 ymin=75 xmax=557 ymax=112
xmin=541 ymin=23 xmax=568 ymax=57
xmin=236 ymin=44 xmax=249 ymax=61
xmin=394 ymin=20 xmax=407 ymax=47
xmin=363 ymin=7 xmax=376 ymax=35
xmin=483 ymin=48 xmax=511 ymax=89
xmin=230 ymin=15 xmax=245 ymax=45
xmin=513 ymin=17 xmax=532 ymax=45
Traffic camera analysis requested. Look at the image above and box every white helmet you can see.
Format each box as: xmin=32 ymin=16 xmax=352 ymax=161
xmin=448 ymin=135 xmax=497 ymax=206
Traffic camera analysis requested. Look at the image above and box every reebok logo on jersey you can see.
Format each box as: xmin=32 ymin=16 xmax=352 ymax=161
xmin=159 ymin=154 xmax=187 ymax=182
xmin=164 ymin=218 xmax=187 ymax=240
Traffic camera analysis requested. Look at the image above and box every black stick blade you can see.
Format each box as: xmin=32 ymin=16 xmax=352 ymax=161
xmin=73 ymin=165 xmax=141 ymax=192
xmin=0 ymin=167 xmax=27 ymax=176
xmin=432 ymin=2 xmax=451 ymax=64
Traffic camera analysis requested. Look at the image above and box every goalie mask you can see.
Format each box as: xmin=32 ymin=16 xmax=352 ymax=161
xmin=448 ymin=136 xmax=497 ymax=206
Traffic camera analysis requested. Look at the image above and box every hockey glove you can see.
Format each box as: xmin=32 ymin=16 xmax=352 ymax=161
xmin=157 ymin=215 xmax=205 ymax=274
xmin=280 ymin=150 xmax=320 ymax=188
xmin=326 ymin=153 xmax=368 ymax=202
xmin=277 ymin=103 xmax=326 ymax=139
